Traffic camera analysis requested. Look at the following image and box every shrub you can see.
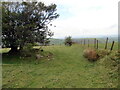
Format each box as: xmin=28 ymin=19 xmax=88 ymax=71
xmin=64 ymin=36 xmax=72 ymax=46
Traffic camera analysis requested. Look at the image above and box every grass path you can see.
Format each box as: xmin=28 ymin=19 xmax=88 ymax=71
xmin=2 ymin=45 xmax=118 ymax=88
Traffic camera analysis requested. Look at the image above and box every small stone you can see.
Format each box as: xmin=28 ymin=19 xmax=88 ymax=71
xmin=48 ymin=59 xmax=50 ymax=61
xmin=36 ymin=54 xmax=41 ymax=59
xmin=40 ymin=56 xmax=43 ymax=58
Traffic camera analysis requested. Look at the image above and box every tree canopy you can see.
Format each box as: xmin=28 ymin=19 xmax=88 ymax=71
xmin=2 ymin=1 xmax=59 ymax=53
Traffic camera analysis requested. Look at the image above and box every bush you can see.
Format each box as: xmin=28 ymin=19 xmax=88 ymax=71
xmin=64 ymin=36 xmax=72 ymax=46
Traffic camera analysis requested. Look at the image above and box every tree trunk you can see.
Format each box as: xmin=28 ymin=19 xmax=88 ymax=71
xmin=19 ymin=45 xmax=23 ymax=51
xmin=9 ymin=46 xmax=18 ymax=53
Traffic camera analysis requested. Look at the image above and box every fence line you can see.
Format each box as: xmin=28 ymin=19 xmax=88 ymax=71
xmin=79 ymin=37 xmax=115 ymax=51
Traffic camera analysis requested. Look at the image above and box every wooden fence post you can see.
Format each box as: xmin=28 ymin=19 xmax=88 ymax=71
xmin=97 ymin=40 xmax=98 ymax=49
xmin=110 ymin=41 xmax=115 ymax=51
xmin=84 ymin=39 xmax=85 ymax=46
xmin=88 ymin=39 xmax=89 ymax=47
xmin=81 ymin=40 xmax=82 ymax=45
xmin=105 ymin=37 xmax=108 ymax=49
xmin=94 ymin=38 xmax=96 ymax=48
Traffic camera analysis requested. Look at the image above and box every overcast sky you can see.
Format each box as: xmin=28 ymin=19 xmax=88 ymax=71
xmin=4 ymin=0 xmax=119 ymax=38
xmin=39 ymin=0 xmax=119 ymax=38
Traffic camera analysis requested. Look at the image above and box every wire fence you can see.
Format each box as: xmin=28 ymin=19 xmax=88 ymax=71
xmin=77 ymin=37 xmax=118 ymax=51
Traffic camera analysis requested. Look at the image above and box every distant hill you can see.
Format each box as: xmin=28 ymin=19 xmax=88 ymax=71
xmin=50 ymin=38 xmax=64 ymax=45
xmin=50 ymin=37 xmax=118 ymax=45
xmin=72 ymin=37 xmax=118 ymax=44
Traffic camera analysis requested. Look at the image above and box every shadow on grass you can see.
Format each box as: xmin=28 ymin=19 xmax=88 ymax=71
xmin=2 ymin=53 xmax=35 ymax=64
xmin=2 ymin=49 xmax=54 ymax=65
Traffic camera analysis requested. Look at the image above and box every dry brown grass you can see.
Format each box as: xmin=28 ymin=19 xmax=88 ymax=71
xmin=83 ymin=48 xmax=99 ymax=61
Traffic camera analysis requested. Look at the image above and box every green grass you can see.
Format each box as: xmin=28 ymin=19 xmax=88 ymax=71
xmin=2 ymin=44 xmax=118 ymax=88
xmin=0 ymin=48 xmax=11 ymax=53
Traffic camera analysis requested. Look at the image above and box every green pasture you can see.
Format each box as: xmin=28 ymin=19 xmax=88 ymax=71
xmin=1 ymin=43 xmax=119 ymax=88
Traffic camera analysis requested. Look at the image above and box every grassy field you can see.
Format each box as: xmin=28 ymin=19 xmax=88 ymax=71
xmin=2 ymin=44 xmax=119 ymax=88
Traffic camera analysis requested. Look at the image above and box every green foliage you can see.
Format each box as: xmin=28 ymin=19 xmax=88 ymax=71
xmin=23 ymin=43 xmax=33 ymax=51
xmin=2 ymin=2 xmax=59 ymax=51
xmin=109 ymin=51 xmax=120 ymax=63
xmin=97 ymin=49 xmax=111 ymax=58
xmin=44 ymin=39 xmax=50 ymax=46
xmin=64 ymin=36 xmax=72 ymax=46
xmin=32 ymin=43 xmax=39 ymax=46
xmin=20 ymin=43 xmax=33 ymax=57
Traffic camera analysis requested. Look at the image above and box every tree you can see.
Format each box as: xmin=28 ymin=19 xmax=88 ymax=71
xmin=64 ymin=36 xmax=72 ymax=46
xmin=2 ymin=1 xmax=59 ymax=53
